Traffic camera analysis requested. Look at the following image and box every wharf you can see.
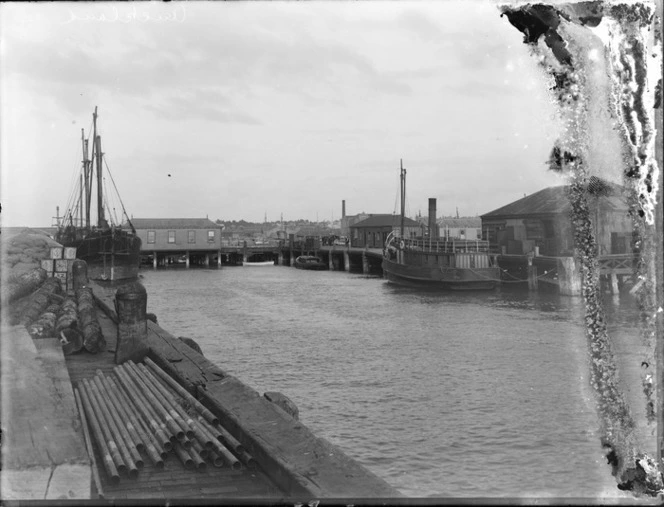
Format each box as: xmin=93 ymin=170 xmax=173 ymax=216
xmin=63 ymin=299 xmax=282 ymax=500
xmin=72 ymin=280 xmax=401 ymax=501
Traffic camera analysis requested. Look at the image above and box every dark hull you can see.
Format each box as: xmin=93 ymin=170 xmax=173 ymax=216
xmin=381 ymin=258 xmax=499 ymax=290
xmin=56 ymin=228 xmax=142 ymax=281
xmin=294 ymin=257 xmax=327 ymax=270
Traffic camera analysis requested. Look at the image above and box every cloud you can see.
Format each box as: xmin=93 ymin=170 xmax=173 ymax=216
xmin=143 ymin=89 xmax=262 ymax=125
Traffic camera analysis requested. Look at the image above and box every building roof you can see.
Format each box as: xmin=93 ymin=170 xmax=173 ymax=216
xmin=130 ymin=218 xmax=220 ymax=229
xmin=481 ymin=182 xmax=628 ymax=219
xmin=351 ymin=214 xmax=421 ymax=229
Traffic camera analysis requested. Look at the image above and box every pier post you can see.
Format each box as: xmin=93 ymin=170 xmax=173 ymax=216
xmin=289 ymin=234 xmax=295 ymax=267
xmin=72 ymin=259 xmax=88 ymax=290
xmin=205 ymin=254 xmax=210 ymax=268
xmin=362 ymin=251 xmax=369 ymax=274
xmin=186 ymin=251 xmax=190 ymax=269
xmin=278 ymin=251 xmax=284 ymax=266
xmin=329 ymin=247 xmax=335 ymax=271
xmin=217 ymin=250 xmax=222 ymax=267
xmin=558 ymin=256 xmax=582 ymax=296
xmin=114 ymin=282 xmax=149 ymax=365
xmin=344 ymin=251 xmax=350 ymax=271
xmin=527 ymin=254 xmax=538 ymax=291
xmin=610 ymin=272 xmax=619 ymax=294
xmin=153 ymin=251 xmax=158 ymax=269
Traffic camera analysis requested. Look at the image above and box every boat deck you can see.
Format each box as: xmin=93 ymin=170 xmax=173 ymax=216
xmin=64 ymin=308 xmax=284 ymax=500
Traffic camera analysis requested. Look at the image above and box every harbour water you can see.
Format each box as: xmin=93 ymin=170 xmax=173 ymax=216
xmin=130 ymin=265 xmax=638 ymax=499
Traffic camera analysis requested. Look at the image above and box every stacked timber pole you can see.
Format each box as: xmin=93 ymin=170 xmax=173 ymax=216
xmin=74 ymin=359 xmax=255 ymax=485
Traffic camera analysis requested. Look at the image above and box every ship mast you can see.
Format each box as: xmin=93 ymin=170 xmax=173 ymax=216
xmin=91 ymin=106 xmax=105 ymax=228
xmin=400 ymin=159 xmax=406 ymax=239
xmin=81 ymin=127 xmax=91 ymax=229
xmin=88 ymin=107 xmax=98 ymax=230
xmin=96 ymin=132 xmax=105 ymax=227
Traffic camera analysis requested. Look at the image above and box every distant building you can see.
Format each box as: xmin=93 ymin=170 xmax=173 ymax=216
xmin=131 ymin=218 xmax=222 ymax=252
xmin=340 ymin=213 xmax=370 ymax=238
xmin=350 ymin=214 xmax=421 ymax=248
xmin=418 ymin=216 xmax=482 ymax=241
xmin=481 ymin=181 xmax=634 ymax=256
xmin=437 ymin=217 xmax=483 ymax=240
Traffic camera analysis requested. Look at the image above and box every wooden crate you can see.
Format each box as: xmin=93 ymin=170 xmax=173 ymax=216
xmin=41 ymin=259 xmax=55 ymax=273
xmin=55 ymin=259 xmax=69 ymax=273
xmin=53 ymin=272 xmax=67 ymax=282
xmin=64 ymin=247 xmax=77 ymax=260
xmin=50 ymin=247 xmax=64 ymax=260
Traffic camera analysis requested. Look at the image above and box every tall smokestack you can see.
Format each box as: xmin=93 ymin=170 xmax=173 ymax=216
xmin=428 ymin=198 xmax=438 ymax=239
xmin=342 ymin=200 xmax=346 ymax=219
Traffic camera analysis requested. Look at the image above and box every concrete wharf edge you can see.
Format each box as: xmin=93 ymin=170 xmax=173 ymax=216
xmin=1 ymin=325 xmax=91 ymax=500
xmin=91 ymin=281 xmax=402 ymax=499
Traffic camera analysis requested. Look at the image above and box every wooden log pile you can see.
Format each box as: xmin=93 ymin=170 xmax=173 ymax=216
xmin=74 ymin=359 xmax=258 ymax=487
xmin=6 ymin=274 xmax=102 ymax=356
xmin=76 ymin=287 xmax=106 ymax=353
xmin=20 ymin=277 xmax=62 ymax=326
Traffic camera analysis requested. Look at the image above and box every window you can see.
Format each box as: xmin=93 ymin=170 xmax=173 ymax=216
xmin=188 ymin=230 xmax=196 ymax=244
xmin=168 ymin=231 xmax=176 ymax=244
xmin=147 ymin=230 xmax=156 ymax=244
xmin=207 ymin=230 xmax=215 ymax=242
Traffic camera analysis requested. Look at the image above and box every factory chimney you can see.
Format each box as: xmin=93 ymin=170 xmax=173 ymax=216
xmin=428 ymin=198 xmax=438 ymax=239
xmin=342 ymin=200 xmax=346 ymax=219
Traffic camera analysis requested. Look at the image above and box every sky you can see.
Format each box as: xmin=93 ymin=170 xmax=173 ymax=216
xmin=0 ymin=0 xmax=569 ymax=227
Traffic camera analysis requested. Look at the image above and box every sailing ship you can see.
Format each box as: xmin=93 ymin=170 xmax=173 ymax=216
xmin=381 ymin=160 xmax=501 ymax=290
xmin=55 ymin=107 xmax=142 ymax=281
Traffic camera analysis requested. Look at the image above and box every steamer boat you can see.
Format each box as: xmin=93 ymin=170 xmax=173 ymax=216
xmin=381 ymin=160 xmax=501 ymax=290
xmin=55 ymin=107 xmax=142 ymax=281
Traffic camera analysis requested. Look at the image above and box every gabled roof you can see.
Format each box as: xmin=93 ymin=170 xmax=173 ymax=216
xmin=351 ymin=214 xmax=421 ymax=228
xmin=481 ymin=182 xmax=628 ymax=219
xmin=130 ymin=218 xmax=220 ymax=229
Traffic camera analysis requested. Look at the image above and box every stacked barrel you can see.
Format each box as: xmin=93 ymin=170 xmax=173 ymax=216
xmin=74 ymin=358 xmax=256 ymax=486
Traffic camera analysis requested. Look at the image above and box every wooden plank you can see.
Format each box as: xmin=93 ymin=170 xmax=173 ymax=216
xmin=199 ymin=375 xmax=402 ymax=499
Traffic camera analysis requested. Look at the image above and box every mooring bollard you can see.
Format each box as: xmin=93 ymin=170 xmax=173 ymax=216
xmin=72 ymin=259 xmax=89 ymax=290
xmin=114 ymin=282 xmax=149 ymax=364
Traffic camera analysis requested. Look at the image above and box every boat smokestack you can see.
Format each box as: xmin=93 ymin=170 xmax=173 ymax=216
xmin=428 ymin=198 xmax=438 ymax=239
xmin=342 ymin=200 xmax=346 ymax=219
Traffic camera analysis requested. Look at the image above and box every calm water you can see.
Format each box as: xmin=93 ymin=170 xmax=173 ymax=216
xmin=130 ymin=265 xmax=637 ymax=499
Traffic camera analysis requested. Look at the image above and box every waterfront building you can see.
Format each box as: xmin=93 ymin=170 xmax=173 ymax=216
xmin=131 ymin=218 xmax=222 ymax=266
xmin=480 ymin=180 xmax=634 ymax=256
xmin=350 ymin=214 xmax=421 ymax=248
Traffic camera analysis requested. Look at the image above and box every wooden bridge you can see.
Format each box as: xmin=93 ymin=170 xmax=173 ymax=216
xmin=141 ymin=240 xmax=638 ymax=296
